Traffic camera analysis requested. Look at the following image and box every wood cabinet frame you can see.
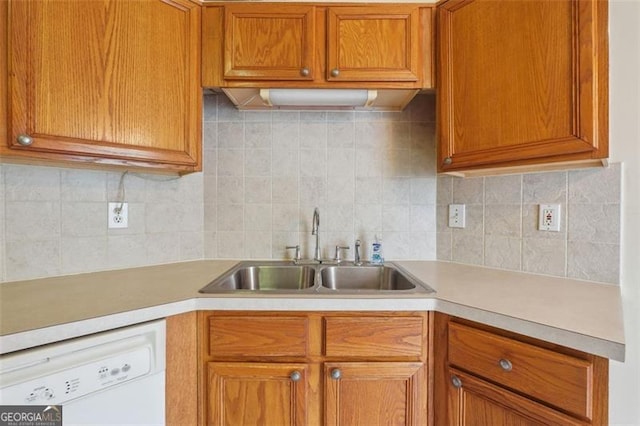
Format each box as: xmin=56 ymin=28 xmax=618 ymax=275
xmin=437 ymin=0 xmax=609 ymax=173
xmin=167 ymin=311 xmax=609 ymax=426
xmin=433 ymin=313 xmax=609 ymax=425
xmin=2 ymin=0 xmax=202 ymax=174
xmin=189 ymin=310 xmax=430 ymax=426
xmin=202 ymin=3 xmax=435 ymax=90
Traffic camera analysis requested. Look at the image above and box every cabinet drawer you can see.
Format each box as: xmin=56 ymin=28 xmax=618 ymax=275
xmin=448 ymin=322 xmax=594 ymax=419
xmin=209 ymin=316 xmax=308 ymax=357
xmin=324 ymin=316 xmax=424 ymax=358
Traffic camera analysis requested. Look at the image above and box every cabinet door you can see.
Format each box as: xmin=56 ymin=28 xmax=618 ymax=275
xmin=437 ymin=0 xmax=608 ymax=172
xmin=208 ymin=362 xmax=308 ymax=426
xmin=447 ymin=369 xmax=587 ymax=426
xmin=6 ymin=0 xmax=201 ymax=173
xmin=223 ymin=4 xmax=315 ymax=81
xmin=327 ymin=6 xmax=420 ymax=82
xmin=324 ymin=362 xmax=426 ymax=426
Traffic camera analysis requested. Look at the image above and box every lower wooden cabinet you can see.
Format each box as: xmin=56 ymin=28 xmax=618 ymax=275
xmin=447 ymin=368 xmax=587 ymax=426
xmin=208 ymin=362 xmax=309 ymax=425
xmin=165 ymin=311 xmax=609 ymax=426
xmin=198 ymin=311 xmax=429 ymax=426
xmin=325 ymin=362 xmax=426 ymax=425
xmin=434 ymin=313 xmax=608 ymax=426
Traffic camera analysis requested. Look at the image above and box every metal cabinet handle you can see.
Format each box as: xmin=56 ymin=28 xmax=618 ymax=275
xmin=330 ymin=68 xmax=340 ymax=77
xmin=499 ymin=358 xmax=513 ymax=371
xmin=330 ymin=368 xmax=342 ymax=380
xmin=300 ymin=68 xmax=310 ymax=77
xmin=443 ymin=157 xmax=453 ymax=166
xmin=290 ymin=371 xmax=302 ymax=382
xmin=16 ymin=134 xmax=33 ymax=146
xmin=451 ymin=375 xmax=462 ymax=388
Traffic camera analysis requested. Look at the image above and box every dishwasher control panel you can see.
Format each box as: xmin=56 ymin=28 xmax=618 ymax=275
xmin=1 ymin=346 xmax=151 ymax=405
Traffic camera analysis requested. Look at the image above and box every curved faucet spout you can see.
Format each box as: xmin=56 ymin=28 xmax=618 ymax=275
xmin=312 ymin=208 xmax=320 ymax=235
xmin=312 ymin=208 xmax=320 ymax=261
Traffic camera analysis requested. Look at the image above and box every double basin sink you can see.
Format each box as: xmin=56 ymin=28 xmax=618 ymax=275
xmin=199 ymin=261 xmax=434 ymax=294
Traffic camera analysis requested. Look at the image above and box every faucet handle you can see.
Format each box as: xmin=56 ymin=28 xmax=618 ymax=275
xmin=286 ymin=245 xmax=301 ymax=262
xmin=334 ymin=245 xmax=350 ymax=262
xmin=354 ymin=239 xmax=363 ymax=266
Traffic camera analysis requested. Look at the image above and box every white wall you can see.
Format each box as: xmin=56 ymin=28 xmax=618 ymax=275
xmin=608 ymin=0 xmax=640 ymax=424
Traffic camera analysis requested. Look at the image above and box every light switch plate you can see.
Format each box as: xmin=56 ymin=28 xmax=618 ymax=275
xmin=448 ymin=204 xmax=466 ymax=228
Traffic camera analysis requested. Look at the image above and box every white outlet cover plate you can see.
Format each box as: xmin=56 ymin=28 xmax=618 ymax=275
xmin=538 ymin=203 xmax=561 ymax=232
xmin=448 ymin=204 xmax=466 ymax=228
xmin=108 ymin=202 xmax=128 ymax=229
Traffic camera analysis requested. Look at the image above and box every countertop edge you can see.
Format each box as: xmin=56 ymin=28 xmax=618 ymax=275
xmin=433 ymin=299 xmax=626 ymax=362
xmin=0 ymin=295 xmax=625 ymax=361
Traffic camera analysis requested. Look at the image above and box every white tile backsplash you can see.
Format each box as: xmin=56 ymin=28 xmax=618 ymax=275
xmin=6 ymin=201 xmax=61 ymax=242
xmin=61 ymin=236 xmax=108 ymax=275
xmin=0 ymin=93 xmax=437 ymax=282
xmin=0 ymin=165 xmax=4 ymax=281
xmin=60 ymin=170 xmax=106 ymax=202
xmin=1 ymin=163 xmax=204 ymax=281
xmin=204 ymin=93 xmax=437 ymax=261
xmin=6 ymin=239 xmax=60 ymax=281
xmin=61 ymin=202 xmax=107 ymax=237
xmin=2 ymin=92 xmax=621 ymax=285
xmin=437 ymin=165 xmax=622 ymax=284
xmin=5 ymin=165 xmax=60 ymax=201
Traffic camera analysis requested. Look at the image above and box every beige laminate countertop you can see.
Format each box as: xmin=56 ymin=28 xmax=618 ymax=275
xmin=0 ymin=260 xmax=625 ymax=361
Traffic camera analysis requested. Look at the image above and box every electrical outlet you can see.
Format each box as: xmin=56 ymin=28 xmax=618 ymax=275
xmin=108 ymin=202 xmax=128 ymax=229
xmin=538 ymin=204 xmax=560 ymax=232
xmin=448 ymin=204 xmax=466 ymax=228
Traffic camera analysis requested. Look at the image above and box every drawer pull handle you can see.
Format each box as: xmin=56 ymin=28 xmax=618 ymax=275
xmin=330 ymin=368 xmax=342 ymax=380
xmin=300 ymin=68 xmax=310 ymax=77
xmin=451 ymin=375 xmax=462 ymax=388
xmin=499 ymin=358 xmax=513 ymax=371
xmin=443 ymin=156 xmax=453 ymax=166
xmin=290 ymin=371 xmax=302 ymax=382
xmin=330 ymin=68 xmax=340 ymax=78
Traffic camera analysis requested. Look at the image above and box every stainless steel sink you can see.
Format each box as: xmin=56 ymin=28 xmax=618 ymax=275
xmin=319 ymin=265 xmax=420 ymax=291
xmin=199 ymin=261 xmax=434 ymax=294
xmin=199 ymin=262 xmax=316 ymax=293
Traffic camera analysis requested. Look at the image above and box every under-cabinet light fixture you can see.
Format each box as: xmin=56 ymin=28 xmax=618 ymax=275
xmin=259 ymin=88 xmax=377 ymax=108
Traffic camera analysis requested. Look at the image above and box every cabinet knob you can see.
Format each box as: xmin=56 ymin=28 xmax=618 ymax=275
xmin=451 ymin=375 xmax=462 ymax=389
xmin=330 ymin=68 xmax=340 ymax=78
xmin=498 ymin=358 xmax=513 ymax=371
xmin=330 ymin=368 xmax=342 ymax=380
xmin=443 ymin=157 xmax=453 ymax=166
xmin=290 ymin=371 xmax=302 ymax=382
xmin=300 ymin=67 xmax=310 ymax=77
xmin=16 ymin=134 xmax=33 ymax=146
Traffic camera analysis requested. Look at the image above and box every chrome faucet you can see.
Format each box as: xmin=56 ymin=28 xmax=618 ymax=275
xmin=354 ymin=239 xmax=363 ymax=266
xmin=312 ymin=208 xmax=321 ymax=261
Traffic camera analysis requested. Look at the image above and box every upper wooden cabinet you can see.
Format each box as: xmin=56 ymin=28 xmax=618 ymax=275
xmin=2 ymin=0 xmax=202 ymax=174
xmin=437 ymin=0 xmax=608 ymax=173
xmin=326 ymin=7 xmax=420 ymax=83
xmin=202 ymin=3 xmax=434 ymax=89
xmin=222 ymin=4 xmax=316 ymax=81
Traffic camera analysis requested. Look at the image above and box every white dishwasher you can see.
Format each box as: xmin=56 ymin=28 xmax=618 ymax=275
xmin=0 ymin=320 xmax=165 ymax=425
